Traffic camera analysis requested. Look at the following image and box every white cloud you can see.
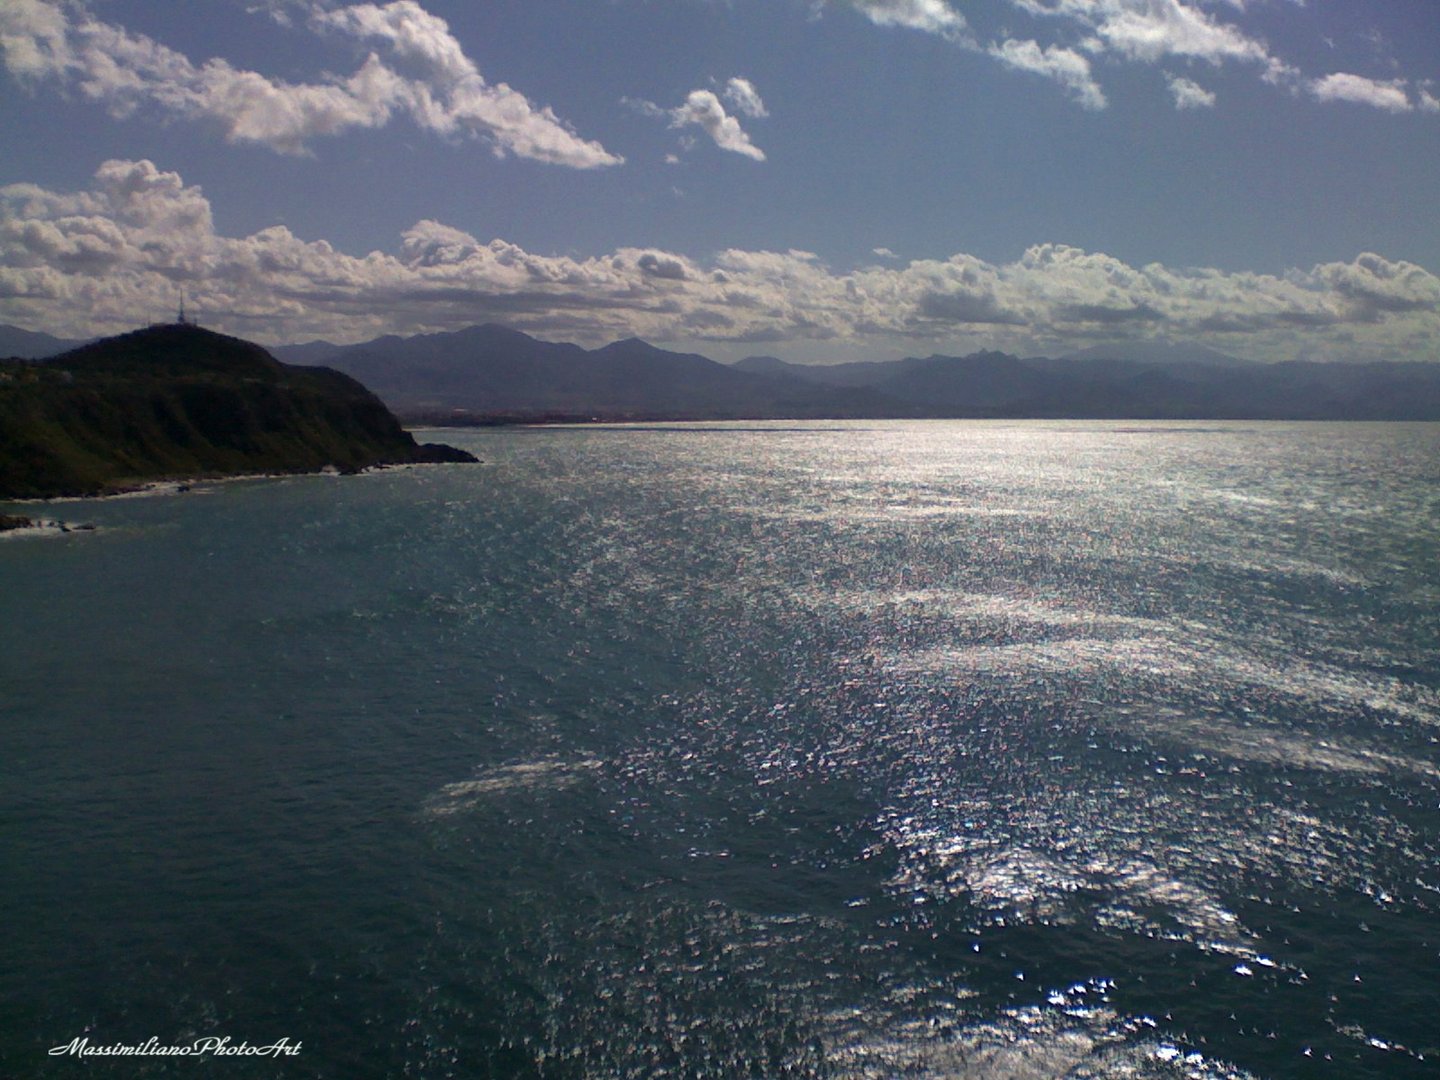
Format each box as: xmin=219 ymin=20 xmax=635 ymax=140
xmin=1007 ymin=0 xmax=1270 ymax=65
xmin=722 ymin=77 xmax=768 ymax=119
xmin=1079 ymin=0 xmax=1270 ymax=65
xmin=834 ymin=0 xmax=1437 ymax=116
xmin=836 ymin=0 xmax=969 ymax=38
xmin=671 ymin=90 xmax=766 ymax=159
xmin=1021 ymin=0 xmax=1440 ymax=115
xmin=1166 ymin=73 xmax=1215 ymax=109
xmin=4 ymin=161 xmax=1436 ymax=363
xmin=989 ymin=39 xmax=1107 ymax=109
xmin=1261 ymin=56 xmax=1303 ymax=89
xmin=632 ymin=82 xmax=768 ymax=161
xmin=1308 ymin=72 xmax=1412 ymax=113
xmin=0 ymin=0 xmax=621 ymax=167
xmin=0 ymin=0 xmax=70 ymax=81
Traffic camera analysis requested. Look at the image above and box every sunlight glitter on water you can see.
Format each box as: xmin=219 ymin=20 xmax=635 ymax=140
xmin=4 ymin=421 xmax=1438 ymax=1079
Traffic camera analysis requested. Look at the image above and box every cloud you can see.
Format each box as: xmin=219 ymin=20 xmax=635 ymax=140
xmin=829 ymin=0 xmax=1438 ymax=116
xmin=1006 ymin=0 xmax=1270 ymax=66
xmin=1058 ymin=300 xmax=1164 ymax=324
xmin=0 ymin=0 xmax=620 ymax=166
xmin=1166 ymin=73 xmax=1215 ymax=109
xmin=1308 ymin=72 xmax=1412 ymax=113
xmin=834 ymin=0 xmax=969 ymax=38
xmin=1314 ymin=252 xmax=1440 ymax=320
xmin=632 ymin=82 xmax=768 ymax=161
xmin=722 ymin=77 xmax=768 ymax=119
xmin=989 ymin=39 xmax=1107 ymax=109
xmin=2 ymin=161 xmax=1437 ymax=363
xmin=671 ymin=90 xmax=766 ymax=159
xmin=917 ymin=289 xmax=1027 ymax=325
xmin=0 ymin=0 xmax=70 ymax=81
xmin=634 ymin=252 xmax=692 ymax=281
xmin=1067 ymin=0 xmax=1271 ymax=66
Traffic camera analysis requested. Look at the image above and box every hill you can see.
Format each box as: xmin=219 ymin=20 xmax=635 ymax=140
xmin=0 ymin=324 xmax=474 ymax=499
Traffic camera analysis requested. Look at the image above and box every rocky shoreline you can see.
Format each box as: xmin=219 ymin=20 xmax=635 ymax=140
xmin=0 ymin=513 xmax=96 ymax=536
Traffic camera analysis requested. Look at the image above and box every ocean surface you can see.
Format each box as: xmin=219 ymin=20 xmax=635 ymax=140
xmin=2 ymin=420 xmax=1438 ymax=1079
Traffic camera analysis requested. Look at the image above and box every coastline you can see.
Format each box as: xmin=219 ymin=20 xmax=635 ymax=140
xmin=0 ymin=515 xmax=97 ymax=539
xmin=0 ymin=457 xmax=476 ymax=507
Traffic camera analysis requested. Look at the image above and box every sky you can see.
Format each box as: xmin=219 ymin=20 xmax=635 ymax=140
xmin=1 ymin=0 xmax=1439 ymax=364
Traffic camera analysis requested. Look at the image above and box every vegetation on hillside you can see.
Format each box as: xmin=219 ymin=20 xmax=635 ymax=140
xmin=0 ymin=324 xmax=474 ymax=499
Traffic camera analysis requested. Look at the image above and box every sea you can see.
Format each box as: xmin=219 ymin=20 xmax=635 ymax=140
xmin=2 ymin=420 xmax=1438 ymax=1079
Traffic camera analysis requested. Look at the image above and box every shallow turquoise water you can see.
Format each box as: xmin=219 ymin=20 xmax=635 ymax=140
xmin=2 ymin=421 xmax=1438 ymax=1078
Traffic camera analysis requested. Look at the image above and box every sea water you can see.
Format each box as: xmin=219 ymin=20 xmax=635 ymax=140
xmin=2 ymin=420 xmax=1437 ymax=1078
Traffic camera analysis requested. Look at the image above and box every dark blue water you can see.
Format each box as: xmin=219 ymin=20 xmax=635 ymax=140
xmin=2 ymin=421 xmax=1438 ymax=1078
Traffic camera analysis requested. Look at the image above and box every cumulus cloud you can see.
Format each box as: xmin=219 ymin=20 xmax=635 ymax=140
xmin=1166 ymin=73 xmax=1215 ymax=109
xmin=2 ymin=161 xmax=1437 ymax=363
xmin=1308 ymin=72 xmax=1412 ymax=113
xmin=671 ymin=90 xmax=766 ymax=159
xmin=0 ymin=0 xmax=620 ymax=166
xmin=630 ymin=81 xmax=768 ymax=161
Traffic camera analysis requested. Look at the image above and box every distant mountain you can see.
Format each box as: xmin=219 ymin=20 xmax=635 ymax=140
xmin=304 ymin=324 xmax=917 ymax=420
xmin=1 ymin=324 xmax=474 ymax=498
xmin=731 ymin=344 xmax=1440 ymax=419
xmin=732 ymin=355 xmax=788 ymax=375
xmin=1058 ymin=341 xmax=1252 ymax=368
xmin=0 ymin=323 xmax=89 ymax=359
xmin=269 ymin=338 xmax=347 ymax=367
xmin=872 ymin=352 xmax=1044 ymax=410
xmin=733 ymin=354 xmax=916 ymax=388
xmin=19 ymin=321 xmax=1438 ymax=425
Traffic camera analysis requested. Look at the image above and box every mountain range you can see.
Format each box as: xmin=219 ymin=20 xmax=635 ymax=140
xmin=6 ymin=322 xmax=1440 ymax=421
xmin=269 ymin=324 xmax=913 ymax=421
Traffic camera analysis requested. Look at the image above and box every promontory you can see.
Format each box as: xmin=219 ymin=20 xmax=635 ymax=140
xmin=0 ymin=323 xmax=475 ymax=500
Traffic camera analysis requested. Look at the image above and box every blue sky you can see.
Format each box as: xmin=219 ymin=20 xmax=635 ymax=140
xmin=2 ymin=0 xmax=1438 ymax=363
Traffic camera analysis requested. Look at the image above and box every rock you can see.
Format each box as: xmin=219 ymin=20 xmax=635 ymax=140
xmin=414 ymin=442 xmax=480 ymax=464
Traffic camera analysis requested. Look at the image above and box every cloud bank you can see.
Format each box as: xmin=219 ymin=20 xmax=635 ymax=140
xmin=0 ymin=0 xmax=621 ymax=166
xmin=2 ymin=161 xmax=1437 ymax=363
